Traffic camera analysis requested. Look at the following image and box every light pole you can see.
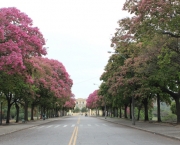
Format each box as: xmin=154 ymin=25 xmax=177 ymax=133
xmin=108 ymin=51 xmax=135 ymax=125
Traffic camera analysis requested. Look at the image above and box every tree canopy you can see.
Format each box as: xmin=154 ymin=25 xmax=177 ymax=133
xmin=0 ymin=7 xmax=74 ymax=123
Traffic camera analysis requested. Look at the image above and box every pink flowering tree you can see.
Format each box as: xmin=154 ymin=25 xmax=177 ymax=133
xmin=86 ymin=90 xmax=100 ymax=109
xmin=45 ymin=58 xmax=73 ymax=116
xmin=0 ymin=7 xmax=46 ymax=74
xmin=0 ymin=7 xmax=47 ymax=123
xmin=64 ymin=94 xmax=76 ymax=110
xmin=30 ymin=57 xmax=73 ymax=118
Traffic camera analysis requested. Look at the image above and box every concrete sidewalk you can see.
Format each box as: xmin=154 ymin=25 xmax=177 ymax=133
xmin=97 ymin=116 xmax=180 ymax=141
xmin=0 ymin=117 xmax=65 ymax=136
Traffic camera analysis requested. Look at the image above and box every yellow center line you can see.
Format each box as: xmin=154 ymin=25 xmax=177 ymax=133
xmin=68 ymin=127 xmax=77 ymax=145
xmin=69 ymin=117 xmax=80 ymax=145
xmin=73 ymin=127 xmax=78 ymax=145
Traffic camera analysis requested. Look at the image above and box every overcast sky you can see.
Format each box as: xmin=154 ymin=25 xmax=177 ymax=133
xmin=2 ymin=0 xmax=129 ymax=99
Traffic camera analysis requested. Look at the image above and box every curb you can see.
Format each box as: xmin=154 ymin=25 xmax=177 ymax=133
xmin=96 ymin=117 xmax=180 ymax=142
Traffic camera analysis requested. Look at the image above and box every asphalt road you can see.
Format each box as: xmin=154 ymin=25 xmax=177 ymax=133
xmin=0 ymin=116 xmax=179 ymax=145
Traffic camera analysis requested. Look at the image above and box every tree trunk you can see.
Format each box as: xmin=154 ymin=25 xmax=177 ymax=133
xmin=6 ymin=93 xmax=13 ymax=124
xmin=52 ymin=109 xmax=54 ymax=117
xmin=6 ymin=102 xmax=11 ymax=124
xmin=143 ymin=98 xmax=149 ymax=121
xmin=31 ymin=104 xmax=34 ymax=120
xmin=115 ymin=107 xmax=118 ymax=117
xmin=175 ymin=97 xmax=180 ymax=124
xmin=124 ymin=104 xmax=128 ymax=118
xmin=53 ymin=107 xmax=55 ymax=117
xmin=43 ymin=106 xmax=46 ymax=116
xmin=40 ymin=107 xmax=42 ymax=119
xmin=130 ymin=103 xmax=132 ymax=119
xmin=24 ymin=101 xmax=29 ymax=121
xmin=137 ymin=106 xmax=141 ymax=121
xmin=119 ymin=107 xmax=122 ymax=118
xmin=102 ymin=107 xmax=105 ymax=116
xmin=47 ymin=109 xmax=49 ymax=118
xmin=15 ymin=102 xmax=19 ymax=123
xmin=157 ymin=93 xmax=161 ymax=122
xmin=161 ymin=87 xmax=180 ymax=123
xmin=114 ymin=108 xmax=116 ymax=117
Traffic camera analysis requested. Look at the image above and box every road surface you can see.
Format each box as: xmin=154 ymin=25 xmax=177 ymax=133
xmin=0 ymin=116 xmax=179 ymax=145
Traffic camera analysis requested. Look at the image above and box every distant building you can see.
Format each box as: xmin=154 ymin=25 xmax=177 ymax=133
xmin=70 ymin=98 xmax=103 ymax=116
xmin=75 ymin=98 xmax=86 ymax=109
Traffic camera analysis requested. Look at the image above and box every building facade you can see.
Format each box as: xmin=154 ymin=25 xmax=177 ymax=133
xmin=68 ymin=98 xmax=103 ymax=116
xmin=74 ymin=98 xmax=86 ymax=109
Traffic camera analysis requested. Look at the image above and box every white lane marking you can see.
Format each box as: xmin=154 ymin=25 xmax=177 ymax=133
xmin=71 ymin=124 xmax=75 ymax=127
xmin=54 ymin=125 xmax=60 ymax=128
xmin=63 ymin=125 xmax=67 ymax=127
xmin=102 ymin=124 xmax=107 ymax=126
xmin=88 ymin=124 xmax=91 ymax=126
xmin=46 ymin=125 xmax=53 ymax=128
xmin=80 ymin=124 xmax=83 ymax=127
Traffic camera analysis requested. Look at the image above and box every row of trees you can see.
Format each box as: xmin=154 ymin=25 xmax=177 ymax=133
xmin=0 ymin=7 xmax=75 ymax=123
xmin=73 ymin=107 xmax=87 ymax=113
xmin=87 ymin=0 xmax=180 ymax=124
xmin=86 ymin=90 xmax=100 ymax=109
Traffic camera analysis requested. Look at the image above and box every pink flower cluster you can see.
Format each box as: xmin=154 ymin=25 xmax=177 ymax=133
xmin=0 ymin=7 xmax=74 ymax=104
xmin=86 ymin=90 xmax=99 ymax=109
xmin=0 ymin=7 xmax=46 ymax=75
xmin=64 ymin=94 xmax=76 ymax=108
xmin=30 ymin=57 xmax=73 ymax=99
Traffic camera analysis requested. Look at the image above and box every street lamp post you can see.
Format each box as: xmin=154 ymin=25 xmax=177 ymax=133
xmin=108 ymin=51 xmax=135 ymax=125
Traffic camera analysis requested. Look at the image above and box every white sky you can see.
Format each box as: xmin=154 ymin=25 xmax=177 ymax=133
xmin=1 ymin=0 xmax=129 ymax=99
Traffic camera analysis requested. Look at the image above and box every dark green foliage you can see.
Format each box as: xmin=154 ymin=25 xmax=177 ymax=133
xmin=171 ymin=102 xmax=176 ymax=115
xmin=73 ymin=107 xmax=80 ymax=113
xmin=81 ymin=107 xmax=87 ymax=113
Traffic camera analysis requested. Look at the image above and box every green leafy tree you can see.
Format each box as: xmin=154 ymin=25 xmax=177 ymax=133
xmin=73 ymin=107 xmax=80 ymax=113
xmin=121 ymin=0 xmax=180 ymax=123
xmin=171 ymin=102 xmax=176 ymax=115
xmin=106 ymin=0 xmax=180 ymax=124
xmin=81 ymin=107 xmax=87 ymax=113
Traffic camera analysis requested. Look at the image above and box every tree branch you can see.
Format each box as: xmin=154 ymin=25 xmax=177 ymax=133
xmin=162 ymin=31 xmax=180 ymax=38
